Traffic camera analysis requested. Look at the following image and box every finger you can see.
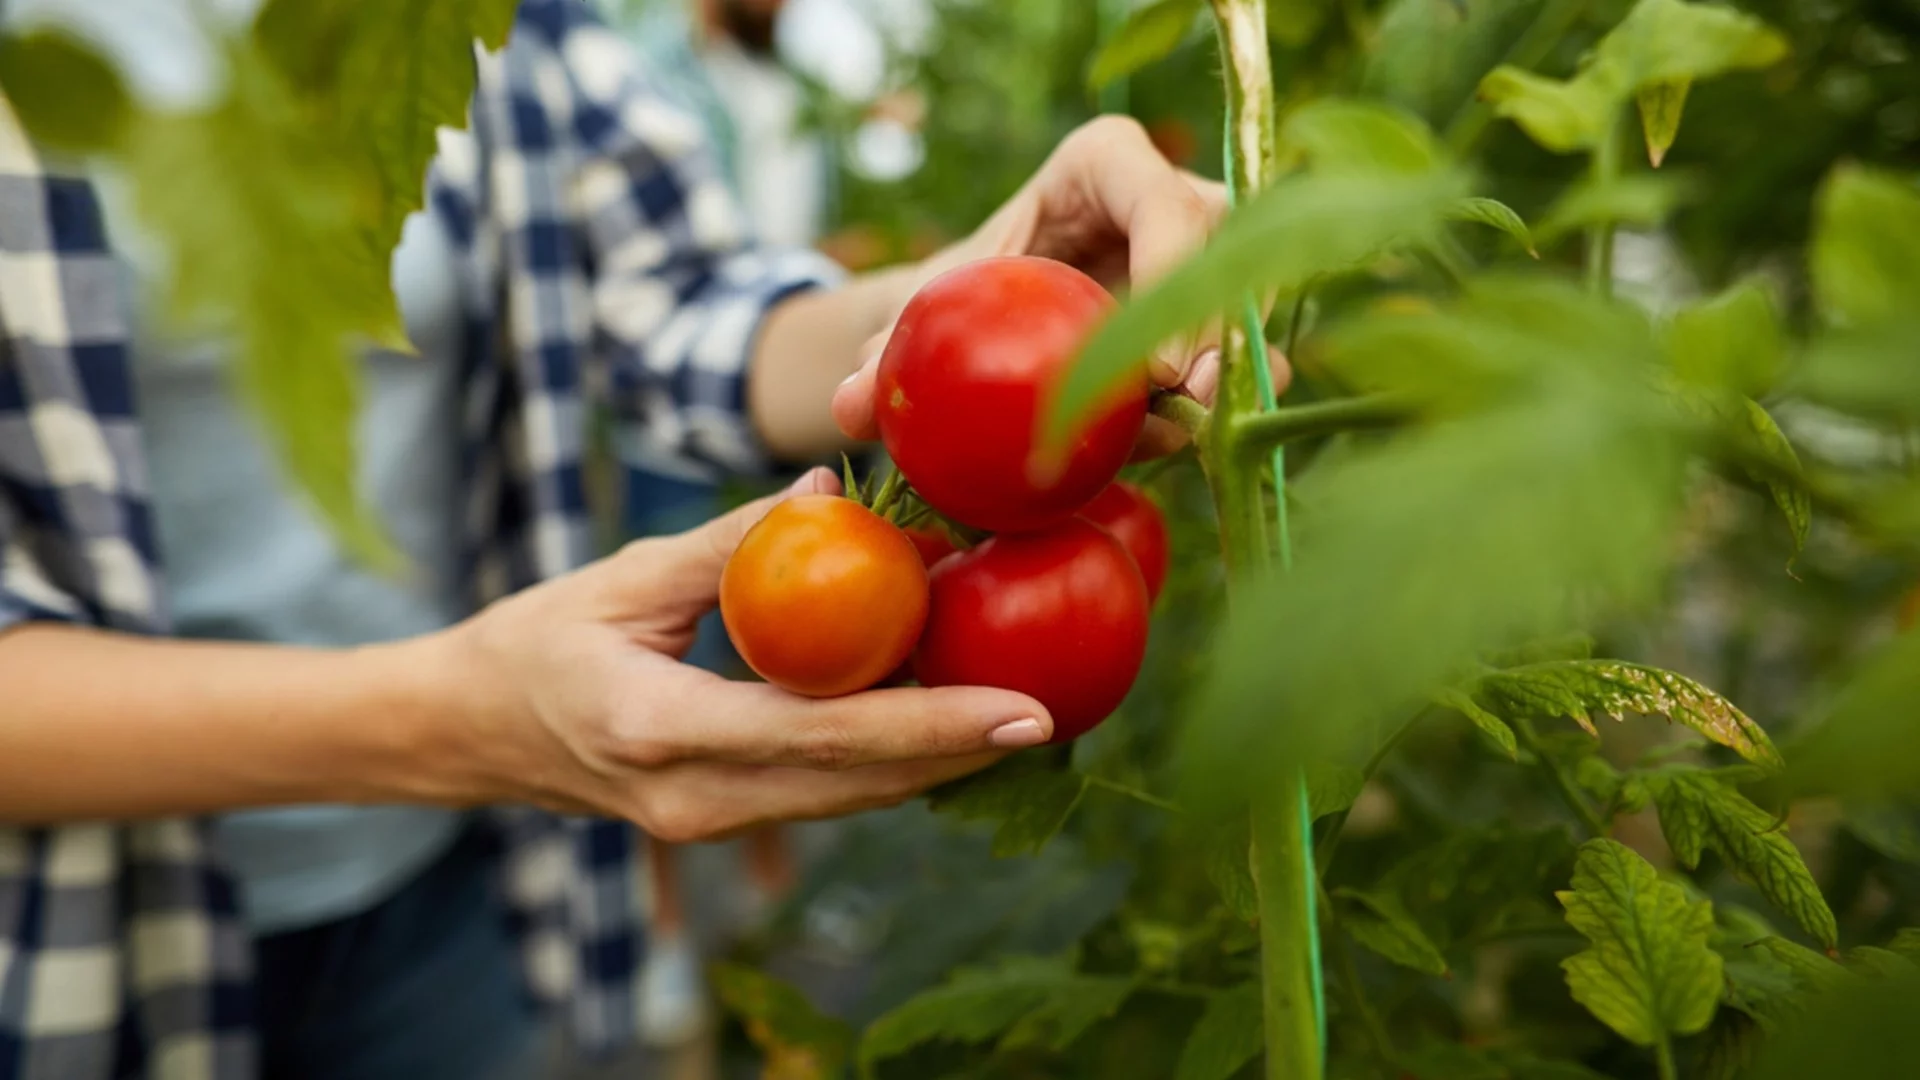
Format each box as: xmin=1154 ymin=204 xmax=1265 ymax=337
xmin=643 ymin=674 xmax=1054 ymax=771
xmin=831 ymin=335 xmax=887 ymax=441
xmin=593 ymin=466 xmax=840 ymax=617
xmin=648 ymin=752 xmax=1006 ymax=841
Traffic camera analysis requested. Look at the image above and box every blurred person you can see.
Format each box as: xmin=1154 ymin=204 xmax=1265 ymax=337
xmin=0 ymin=2 xmax=1263 ymax=1079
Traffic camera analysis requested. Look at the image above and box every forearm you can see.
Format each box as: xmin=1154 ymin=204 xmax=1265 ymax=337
xmin=748 ymin=263 xmax=922 ymax=460
xmin=0 ymin=623 xmax=479 ymax=823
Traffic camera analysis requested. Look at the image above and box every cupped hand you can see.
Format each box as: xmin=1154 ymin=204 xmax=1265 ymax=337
xmin=830 ymin=114 xmax=1292 ymax=461
xmin=437 ymin=467 xmax=1050 ymax=841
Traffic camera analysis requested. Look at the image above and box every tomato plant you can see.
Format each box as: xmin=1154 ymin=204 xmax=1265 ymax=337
xmin=720 ymin=494 xmax=929 ymax=698
xmin=914 ymin=518 xmax=1150 ymax=742
xmin=875 ymin=255 xmax=1148 ymax=533
xmin=1080 ymin=481 xmax=1171 ymax=603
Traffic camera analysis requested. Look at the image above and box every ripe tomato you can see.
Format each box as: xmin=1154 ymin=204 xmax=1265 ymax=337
xmin=914 ymin=518 xmax=1149 ymax=742
xmin=876 ymin=256 xmax=1148 ymax=533
xmin=1078 ymin=482 xmax=1170 ymax=603
xmin=720 ymin=495 xmax=929 ymax=698
xmin=903 ymin=524 xmax=960 ymax=568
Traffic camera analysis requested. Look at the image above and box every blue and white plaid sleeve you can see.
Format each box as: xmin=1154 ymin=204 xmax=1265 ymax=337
xmin=551 ymin=9 xmax=847 ymax=480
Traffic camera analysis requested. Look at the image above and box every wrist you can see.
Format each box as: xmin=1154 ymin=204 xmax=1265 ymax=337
xmin=341 ymin=632 xmax=507 ymax=808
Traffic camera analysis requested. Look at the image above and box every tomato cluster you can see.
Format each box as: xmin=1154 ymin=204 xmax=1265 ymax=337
xmin=720 ymin=256 xmax=1166 ymax=743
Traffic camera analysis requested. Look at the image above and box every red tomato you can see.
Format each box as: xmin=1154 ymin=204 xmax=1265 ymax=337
xmin=1078 ymin=482 xmax=1170 ymax=603
xmin=903 ymin=525 xmax=960 ymax=568
xmin=876 ymin=256 xmax=1148 ymax=533
xmin=914 ymin=518 xmax=1149 ymax=742
xmin=720 ymin=495 xmax=929 ymax=698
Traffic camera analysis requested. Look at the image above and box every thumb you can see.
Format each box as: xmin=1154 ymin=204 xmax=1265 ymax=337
xmin=592 ymin=466 xmax=841 ymax=618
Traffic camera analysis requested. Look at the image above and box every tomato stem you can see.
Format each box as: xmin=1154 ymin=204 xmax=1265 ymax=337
xmin=1149 ymin=390 xmax=1211 ymax=443
xmin=1586 ymin=110 xmax=1622 ymax=297
xmin=1085 ymin=774 xmax=1184 ymax=814
xmin=1514 ymin=715 xmax=1611 ymax=837
xmin=1232 ymin=393 xmax=1415 ymax=457
xmin=868 ymin=462 xmax=908 ymax=519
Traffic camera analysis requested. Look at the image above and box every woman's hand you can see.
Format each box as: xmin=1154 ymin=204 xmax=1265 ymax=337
xmin=434 ymin=467 xmax=1051 ymax=841
xmin=829 ymin=115 xmax=1291 ymax=460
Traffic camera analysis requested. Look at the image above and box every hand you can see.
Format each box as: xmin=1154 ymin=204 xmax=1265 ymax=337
xmin=831 ymin=114 xmax=1292 ymax=460
xmin=429 ymin=468 xmax=1051 ymax=842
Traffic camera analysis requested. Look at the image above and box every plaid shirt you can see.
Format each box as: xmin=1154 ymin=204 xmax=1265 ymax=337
xmin=0 ymin=2 xmax=842 ymax=1076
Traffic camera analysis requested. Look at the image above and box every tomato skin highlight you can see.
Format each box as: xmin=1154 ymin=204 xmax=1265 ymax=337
xmin=914 ymin=518 xmax=1149 ymax=742
xmin=876 ymin=256 xmax=1149 ymax=533
xmin=1078 ymin=481 xmax=1171 ymax=603
xmin=720 ymin=495 xmax=930 ymax=698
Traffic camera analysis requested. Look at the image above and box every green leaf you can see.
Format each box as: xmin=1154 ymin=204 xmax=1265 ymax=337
xmin=1379 ymin=825 xmax=1579 ymax=949
xmin=1279 ymin=98 xmax=1440 ymax=175
xmin=1201 ymin=815 xmax=1258 ymax=923
xmin=122 ymin=46 xmax=400 ymax=569
xmin=1888 ymin=928 xmax=1920 ymax=962
xmin=1785 ymin=631 xmax=1920 ymax=799
xmin=1085 ymin=0 xmax=1202 ymax=91
xmin=1336 ymin=887 xmax=1451 ymax=975
xmin=1050 ymin=169 xmax=1467 ymax=445
xmin=1596 ymin=0 xmax=1788 ymax=88
xmin=1809 ymin=164 xmax=1920 ymax=328
xmin=1844 ymin=945 xmax=1920 ymax=981
xmin=1846 ymin=801 xmax=1920 ymax=863
xmin=1557 ymin=838 xmax=1724 ymax=1047
xmin=1650 ymin=770 xmax=1839 ymax=950
xmin=1665 ymin=278 xmax=1785 ymax=397
xmin=1434 ymin=685 xmax=1518 ymax=759
xmin=1474 ymin=660 xmax=1783 ymax=771
xmin=1745 ymin=964 xmax=1920 ymax=1080
xmin=1307 ymin=763 xmax=1366 ymax=818
xmin=1792 ymin=319 xmax=1920 ymax=423
xmin=1535 ymin=174 xmax=1692 ymax=246
xmin=1754 ymin=936 xmax=1847 ymax=992
xmin=927 ymin=753 xmax=1089 ymax=857
xmin=1739 ymin=399 xmax=1811 ymax=564
xmin=857 ymin=957 xmax=1132 ymax=1075
xmin=710 ymin=963 xmax=853 ymax=1079
xmin=1696 ymin=1011 xmax=1765 ymax=1080
xmin=1446 ymin=196 xmax=1538 ymax=257
xmin=1173 ymin=982 xmax=1264 ymax=1080
xmin=1485 ymin=633 xmax=1598 ymax=667
xmin=1636 ymin=79 xmax=1689 ymax=167
xmin=0 ymin=31 xmax=130 ymax=152
xmin=1476 ymin=64 xmax=1623 ymax=153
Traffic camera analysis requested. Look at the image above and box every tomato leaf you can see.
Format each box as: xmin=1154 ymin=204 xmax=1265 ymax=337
xmin=1808 ymin=164 xmax=1920 ymax=329
xmin=0 ymin=31 xmax=130 ymax=152
xmin=1446 ymin=196 xmax=1538 ymax=257
xmin=1785 ymin=631 xmax=1920 ymax=799
xmin=1744 ymin=964 xmax=1920 ymax=1080
xmin=1336 ymin=886 xmax=1450 ymax=975
xmin=1844 ymin=800 xmax=1920 ymax=864
xmin=1279 ymin=98 xmax=1441 ymax=176
xmin=1085 ymin=0 xmax=1202 ymax=92
xmin=1307 ymin=763 xmax=1366 ymax=819
xmin=1201 ymin=816 xmax=1259 ymax=923
xmin=1739 ymin=399 xmax=1811 ymax=566
xmin=1433 ymin=685 xmax=1518 ymax=759
xmin=1665 ymin=278 xmax=1785 ymax=398
xmin=857 ymin=957 xmax=1132 ymax=1075
xmin=1649 ymin=770 xmax=1839 ymax=950
xmin=1754 ymin=936 xmax=1848 ymax=992
xmin=1535 ymin=174 xmax=1693 ymax=246
xmin=1636 ymin=79 xmax=1689 ymax=167
xmin=1476 ymin=64 xmax=1623 ymax=153
xmin=1595 ymin=0 xmax=1789 ymax=89
xmin=1474 ymin=660 xmax=1783 ymax=771
xmin=1173 ymin=981 xmax=1264 ymax=1080
xmin=1050 ymin=169 xmax=1466 ymax=448
xmin=927 ymin=753 xmax=1089 ymax=858
xmin=1557 ymin=838 xmax=1724 ymax=1047
xmin=710 ymin=963 xmax=854 ymax=1080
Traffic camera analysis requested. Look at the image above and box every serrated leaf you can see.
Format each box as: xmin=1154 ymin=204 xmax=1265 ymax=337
xmin=1085 ymin=0 xmax=1201 ymax=91
xmin=1279 ymin=98 xmax=1440 ymax=176
xmin=1753 ymin=936 xmax=1847 ymax=992
xmin=1535 ymin=174 xmax=1691 ymax=246
xmin=857 ymin=957 xmax=1131 ymax=1075
xmin=711 ymin=963 xmax=853 ymax=1080
xmin=1557 ymin=838 xmax=1723 ymax=1046
xmin=1809 ymin=164 xmax=1920 ymax=328
xmin=1201 ymin=815 xmax=1259 ymax=923
xmin=1307 ymin=763 xmax=1366 ymax=818
xmin=1650 ymin=770 xmax=1838 ymax=949
xmin=1665 ymin=278 xmax=1785 ymax=397
xmin=1337 ymin=887 xmax=1450 ymax=975
xmin=1174 ymin=982 xmax=1264 ymax=1080
xmin=1844 ymin=945 xmax=1920 ymax=981
xmin=1447 ymin=197 xmax=1537 ymax=257
xmin=1434 ymin=685 xmax=1518 ymax=759
xmin=1636 ymin=79 xmax=1689 ymax=167
xmin=1380 ymin=825 xmax=1578 ymax=949
xmin=1050 ymin=169 xmax=1467 ymax=446
xmin=1475 ymin=660 xmax=1782 ymax=771
xmin=0 ymin=31 xmax=129 ymax=152
xmin=928 ymin=753 xmax=1089 ymax=857
xmin=1697 ymin=1011 xmax=1765 ymax=1080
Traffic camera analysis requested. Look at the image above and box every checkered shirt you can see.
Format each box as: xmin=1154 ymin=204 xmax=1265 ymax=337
xmin=0 ymin=1 xmax=843 ymax=1076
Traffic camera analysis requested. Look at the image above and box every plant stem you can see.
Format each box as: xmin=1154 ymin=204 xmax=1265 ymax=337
xmin=1233 ymin=393 xmax=1414 ymax=457
xmin=1252 ymin=792 xmax=1324 ymax=1079
xmin=1086 ymin=774 xmax=1185 ymax=814
xmin=1586 ymin=113 xmax=1621 ymax=297
xmin=1654 ymin=1036 xmax=1679 ymax=1080
xmin=1513 ymin=716 xmax=1610 ymax=838
xmin=1151 ymin=391 xmax=1213 ymax=443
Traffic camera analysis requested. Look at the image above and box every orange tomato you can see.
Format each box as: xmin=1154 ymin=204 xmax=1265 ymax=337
xmin=719 ymin=495 xmax=930 ymax=697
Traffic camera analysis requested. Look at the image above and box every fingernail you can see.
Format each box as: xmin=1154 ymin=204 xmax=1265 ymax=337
xmin=786 ymin=467 xmax=829 ymax=495
xmin=1149 ymin=347 xmax=1191 ymax=386
xmin=1184 ymin=348 xmax=1220 ymax=403
xmin=837 ymin=370 xmax=863 ymax=390
xmin=988 ymin=718 xmax=1048 ymax=748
